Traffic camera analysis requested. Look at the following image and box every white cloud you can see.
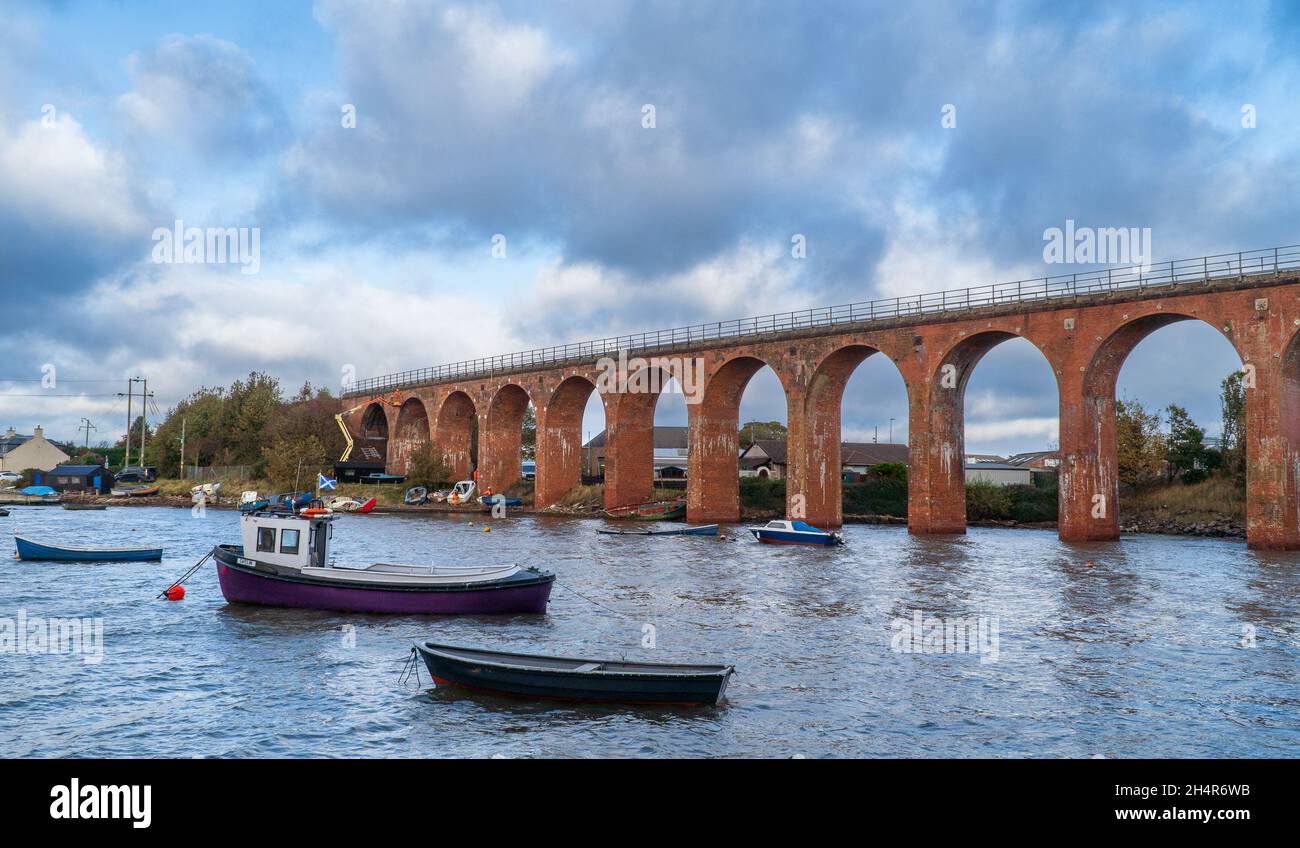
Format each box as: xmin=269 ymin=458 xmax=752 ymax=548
xmin=0 ymin=114 xmax=147 ymax=240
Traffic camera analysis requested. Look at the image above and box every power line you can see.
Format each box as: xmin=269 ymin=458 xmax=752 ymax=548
xmin=0 ymin=392 xmax=126 ymax=398
xmin=0 ymin=378 xmax=124 ymax=383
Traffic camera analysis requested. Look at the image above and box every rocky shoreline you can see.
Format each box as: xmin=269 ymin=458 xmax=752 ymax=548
xmin=2 ymin=493 xmax=1248 ymax=539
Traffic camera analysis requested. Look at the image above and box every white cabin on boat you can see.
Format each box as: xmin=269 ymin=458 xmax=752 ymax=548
xmin=240 ymin=513 xmax=333 ymax=569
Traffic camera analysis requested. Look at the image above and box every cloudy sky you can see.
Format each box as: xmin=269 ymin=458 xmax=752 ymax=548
xmin=2 ymin=0 xmax=1295 ymax=455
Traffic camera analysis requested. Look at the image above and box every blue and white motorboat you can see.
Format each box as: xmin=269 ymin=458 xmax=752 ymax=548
xmin=747 ymin=519 xmax=844 ymax=546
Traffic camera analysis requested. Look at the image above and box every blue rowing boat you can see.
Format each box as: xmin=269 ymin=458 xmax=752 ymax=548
xmin=13 ymin=533 xmax=163 ymax=562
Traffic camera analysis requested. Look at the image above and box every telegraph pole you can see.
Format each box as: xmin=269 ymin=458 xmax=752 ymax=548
xmin=121 ymin=379 xmax=134 ymax=467
xmin=138 ymin=378 xmax=148 ymax=467
xmin=179 ymin=418 xmax=186 ymax=481
xmin=79 ymin=418 xmax=96 ymax=448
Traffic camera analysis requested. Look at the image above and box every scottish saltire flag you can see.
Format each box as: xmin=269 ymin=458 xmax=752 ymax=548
xmin=317 ymin=473 xmax=337 ymax=491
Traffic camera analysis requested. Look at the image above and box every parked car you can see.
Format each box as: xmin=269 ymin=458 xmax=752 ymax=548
xmin=0 ymin=470 xmax=22 ymax=485
xmin=114 ymin=466 xmax=157 ymax=483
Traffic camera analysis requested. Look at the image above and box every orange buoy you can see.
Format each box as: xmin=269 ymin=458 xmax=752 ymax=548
xmin=165 ymin=585 xmax=185 ymax=601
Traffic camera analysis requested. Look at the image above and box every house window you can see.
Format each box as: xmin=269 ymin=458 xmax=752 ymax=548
xmin=280 ymin=528 xmax=301 ymax=555
xmin=256 ymin=527 xmax=276 ymax=553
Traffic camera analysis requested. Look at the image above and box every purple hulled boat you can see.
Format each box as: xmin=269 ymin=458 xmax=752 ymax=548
xmin=212 ymin=509 xmax=553 ymax=615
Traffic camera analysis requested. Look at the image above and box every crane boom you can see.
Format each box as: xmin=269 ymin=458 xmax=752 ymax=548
xmin=335 ymin=391 xmax=404 ymax=463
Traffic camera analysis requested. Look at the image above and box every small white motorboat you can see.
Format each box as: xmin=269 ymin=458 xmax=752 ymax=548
xmin=747 ymin=519 xmax=845 ymax=547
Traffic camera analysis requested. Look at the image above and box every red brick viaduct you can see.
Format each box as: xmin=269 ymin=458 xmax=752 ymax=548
xmin=343 ymin=247 xmax=1300 ymax=550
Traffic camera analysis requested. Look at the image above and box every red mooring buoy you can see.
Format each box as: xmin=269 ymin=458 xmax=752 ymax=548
xmin=165 ymin=585 xmax=186 ymax=601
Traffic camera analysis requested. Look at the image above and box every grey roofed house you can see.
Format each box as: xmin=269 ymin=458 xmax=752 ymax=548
xmin=1004 ymin=450 xmax=1060 ymax=468
xmin=582 ymin=426 xmax=688 ymax=449
xmin=740 ymin=439 xmax=910 ymax=478
xmin=582 ymin=426 xmax=690 ymax=478
xmin=0 ymin=427 xmax=32 ymax=453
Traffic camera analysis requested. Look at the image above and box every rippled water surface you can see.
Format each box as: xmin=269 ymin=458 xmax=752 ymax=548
xmin=1 ymin=504 xmax=1298 ymax=758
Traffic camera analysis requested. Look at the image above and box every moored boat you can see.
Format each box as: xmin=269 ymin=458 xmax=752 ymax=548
xmin=62 ymin=503 xmax=107 ymax=511
xmin=111 ymin=484 xmax=160 ymax=498
xmin=271 ymin=491 xmax=312 ymax=510
xmin=212 ymin=509 xmax=553 ymax=614
xmin=479 ymin=494 xmax=523 ymax=508
xmin=748 ymin=519 xmax=844 ymax=546
xmin=19 ymin=485 xmax=62 ymax=504
xmin=597 ymin=523 xmax=718 ymax=537
xmin=404 ymin=486 xmax=428 ymax=505
xmin=361 ymin=472 xmax=406 ymax=485
xmin=413 ymin=642 xmax=735 ymax=705
xmin=191 ymin=482 xmax=221 ymax=503
xmin=14 ymin=532 xmax=163 ymax=562
xmin=602 ymin=500 xmax=687 ymax=521
xmin=444 ymin=480 xmax=476 ymax=505
xmin=325 ymin=495 xmax=364 ymax=511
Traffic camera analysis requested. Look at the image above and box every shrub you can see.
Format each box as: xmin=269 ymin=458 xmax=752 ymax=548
xmin=1007 ymin=484 xmax=1058 ymax=522
xmin=870 ymin=462 xmax=908 ymax=483
xmin=739 ymin=476 xmax=786 ymax=512
xmin=843 ymin=476 xmax=907 ymax=517
xmin=966 ymin=480 xmax=1012 ymax=520
xmin=406 ymin=445 xmax=455 ymax=488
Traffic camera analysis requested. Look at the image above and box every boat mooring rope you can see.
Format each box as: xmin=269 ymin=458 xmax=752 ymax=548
xmin=156 ymin=551 xmax=212 ymax=599
xmin=398 ymin=647 xmax=422 ymax=689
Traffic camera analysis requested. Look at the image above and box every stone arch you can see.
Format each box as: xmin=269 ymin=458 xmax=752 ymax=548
xmin=1064 ymin=312 xmax=1242 ymax=542
xmin=601 ymin=362 xmax=678 ymax=510
xmin=797 ymin=344 xmax=910 ymax=528
xmin=480 ymin=383 xmax=531 ymax=494
xmin=912 ymin=331 xmax=1059 ymax=535
xmin=536 ymin=375 xmax=602 ymax=508
xmin=390 ymin=397 xmax=430 ymax=475
xmin=356 ymin=402 xmax=390 ymax=466
xmin=434 ymin=390 xmax=477 ymax=480
xmin=688 ymin=355 xmax=786 ymax=523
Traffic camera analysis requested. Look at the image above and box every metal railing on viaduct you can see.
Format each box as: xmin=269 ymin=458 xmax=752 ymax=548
xmin=343 ymin=244 xmax=1300 ymax=397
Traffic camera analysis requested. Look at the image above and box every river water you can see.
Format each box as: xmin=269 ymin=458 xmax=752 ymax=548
xmin=1 ymin=504 xmax=1297 ymax=758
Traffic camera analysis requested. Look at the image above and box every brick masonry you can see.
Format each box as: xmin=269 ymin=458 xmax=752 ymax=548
xmin=343 ymin=272 xmax=1300 ymax=550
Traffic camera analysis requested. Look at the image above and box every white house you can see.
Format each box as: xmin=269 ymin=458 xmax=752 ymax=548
xmin=0 ymin=426 xmax=71 ymax=473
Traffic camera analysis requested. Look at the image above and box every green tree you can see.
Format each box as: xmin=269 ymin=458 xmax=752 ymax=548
xmin=1164 ymin=404 xmax=1208 ymax=482
xmin=261 ymin=435 xmax=332 ymax=490
xmin=1219 ymin=370 xmax=1247 ymax=479
xmin=739 ymin=421 xmax=787 ymax=448
xmin=1115 ymin=398 xmax=1163 ymax=488
xmin=521 ymin=405 xmax=536 ymax=460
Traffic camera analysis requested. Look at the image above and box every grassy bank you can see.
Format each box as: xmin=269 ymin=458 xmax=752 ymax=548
xmin=1120 ymin=476 xmax=1245 ymax=535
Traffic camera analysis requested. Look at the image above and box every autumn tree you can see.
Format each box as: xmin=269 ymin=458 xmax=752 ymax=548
xmin=1115 ymin=398 xmax=1163 ymax=488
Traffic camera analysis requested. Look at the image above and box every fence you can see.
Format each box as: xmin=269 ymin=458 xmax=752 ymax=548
xmin=343 ymin=243 xmax=1300 ymax=396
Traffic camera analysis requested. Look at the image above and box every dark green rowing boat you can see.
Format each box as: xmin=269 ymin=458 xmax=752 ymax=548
xmin=601 ymin=500 xmax=686 ymax=521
